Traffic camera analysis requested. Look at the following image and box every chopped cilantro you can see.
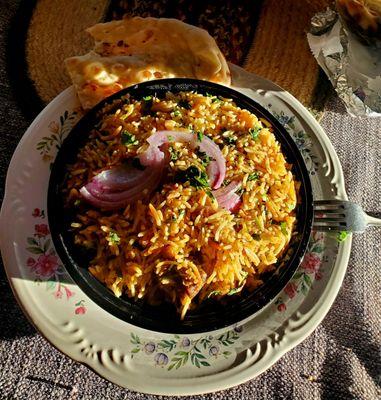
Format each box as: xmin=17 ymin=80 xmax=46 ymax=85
xmin=121 ymin=131 xmax=138 ymax=146
xmin=239 ymin=271 xmax=249 ymax=285
xmin=168 ymin=135 xmax=174 ymax=142
xmin=196 ymin=131 xmax=204 ymax=142
xmin=227 ymin=286 xmax=243 ymax=296
xmin=280 ymin=222 xmax=288 ymax=235
xmin=108 ymin=231 xmax=120 ymax=244
xmin=249 ymin=127 xmax=261 ymax=140
xmin=74 ymin=199 xmax=81 ymax=207
xmin=205 ymin=92 xmax=213 ymax=97
xmin=196 ymin=150 xmax=214 ymax=167
xmin=224 ymin=135 xmax=237 ymax=145
xmin=248 ymin=172 xmax=260 ymax=181
xmin=206 ymin=190 xmax=215 ymax=200
xmin=173 ymin=109 xmax=181 ymax=117
xmin=141 ymin=96 xmax=153 ymax=114
xmin=337 ymin=231 xmax=349 ymax=242
xmin=168 ymin=146 xmax=179 ymax=161
xmin=178 ymin=99 xmax=191 ymax=109
xmin=175 ymin=166 xmax=210 ymax=189
xmin=179 ymin=209 xmax=186 ymax=217
xmin=236 ymin=187 xmax=244 ymax=196
xmin=208 ymin=290 xmax=221 ymax=298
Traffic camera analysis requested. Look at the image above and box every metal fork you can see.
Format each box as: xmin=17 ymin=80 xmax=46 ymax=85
xmin=313 ymin=200 xmax=381 ymax=233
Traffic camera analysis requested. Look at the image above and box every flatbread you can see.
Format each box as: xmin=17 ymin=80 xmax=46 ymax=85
xmin=86 ymin=17 xmax=231 ymax=85
xmin=65 ymin=51 xmax=178 ymax=110
xmin=65 ymin=17 xmax=231 ymax=109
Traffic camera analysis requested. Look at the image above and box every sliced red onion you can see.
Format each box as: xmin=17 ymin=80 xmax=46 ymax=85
xmin=79 ymin=130 xmax=226 ymax=209
xmin=86 ymin=166 xmax=162 ymax=202
xmin=198 ymin=136 xmax=226 ymax=189
xmin=139 ymin=130 xmax=225 ymax=189
xmin=213 ymin=180 xmax=242 ymax=212
xmin=93 ymin=165 xmax=147 ymax=191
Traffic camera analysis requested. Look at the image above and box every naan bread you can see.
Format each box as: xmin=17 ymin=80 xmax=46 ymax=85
xmin=65 ymin=17 xmax=231 ymax=109
xmin=65 ymin=51 xmax=178 ymax=110
xmin=86 ymin=17 xmax=231 ymax=85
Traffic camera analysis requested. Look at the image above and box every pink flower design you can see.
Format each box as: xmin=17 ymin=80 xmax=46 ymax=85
xmin=315 ymin=271 xmax=323 ymax=281
xmin=284 ymin=282 xmax=298 ymax=299
xmin=75 ymin=306 xmax=87 ymax=315
xmin=34 ymin=224 xmax=50 ymax=237
xmin=27 ymin=257 xmax=36 ymax=267
xmin=301 ymin=253 xmax=321 ymax=274
xmin=32 ymin=208 xmax=41 ymax=218
xmin=54 ymin=289 xmax=63 ymax=299
xmin=64 ymin=286 xmax=75 ymax=300
xmin=31 ymin=254 xmax=58 ymax=278
xmin=277 ymin=303 xmax=287 ymax=312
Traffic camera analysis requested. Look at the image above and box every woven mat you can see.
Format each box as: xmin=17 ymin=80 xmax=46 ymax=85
xmin=1 ymin=1 xmax=380 ymax=399
xmin=20 ymin=0 xmax=332 ymax=112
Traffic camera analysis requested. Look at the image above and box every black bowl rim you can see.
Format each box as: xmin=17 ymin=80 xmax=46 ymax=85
xmin=48 ymin=78 xmax=314 ymax=334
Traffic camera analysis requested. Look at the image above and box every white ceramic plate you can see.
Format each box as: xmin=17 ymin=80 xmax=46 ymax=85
xmin=0 ymin=65 xmax=352 ymax=395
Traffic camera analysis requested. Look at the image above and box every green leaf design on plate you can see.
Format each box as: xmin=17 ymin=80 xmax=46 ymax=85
xmin=26 ymin=246 xmax=44 ymax=255
xmin=27 ymin=237 xmax=39 ymax=246
xmin=304 ymin=274 xmax=313 ymax=287
xmin=157 ymin=339 xmax=177 ymax=352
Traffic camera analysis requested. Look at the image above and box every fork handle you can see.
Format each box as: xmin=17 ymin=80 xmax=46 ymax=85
xmin=365 ymin=212 xmax=381 ymax=227
xmin=366 ymin=211 xmax=381 ymax=219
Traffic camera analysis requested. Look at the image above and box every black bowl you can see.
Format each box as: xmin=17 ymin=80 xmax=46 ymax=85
xmin=48 ymin=78 xmax=313 ymax=334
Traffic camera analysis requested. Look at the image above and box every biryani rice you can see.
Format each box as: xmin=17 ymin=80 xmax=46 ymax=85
xmin=65 ymin=91 xmax=297 ymax=318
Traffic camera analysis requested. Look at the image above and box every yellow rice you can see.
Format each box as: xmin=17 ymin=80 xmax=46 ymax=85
xmin=65 ymin=91 xmax=297 ymax=318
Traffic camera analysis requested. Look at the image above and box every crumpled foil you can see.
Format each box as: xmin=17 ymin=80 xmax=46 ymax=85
xmin=307 ymin=8 xmax=381 ymax=117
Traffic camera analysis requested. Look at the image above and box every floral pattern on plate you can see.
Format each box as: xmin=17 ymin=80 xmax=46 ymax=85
xmin=130 ymin=327 xmax=242 ymax=370
xmin=26 ymin=208 xmax=87 ymax=315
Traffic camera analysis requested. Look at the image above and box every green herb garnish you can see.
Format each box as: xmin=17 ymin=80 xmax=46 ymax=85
xmin=196 ymin=131 xmax=204 ymax=142
xmin=121 ymin=131 xmax=138 ymax=146
xmin=173 ymin=109 xmax=181 ymax=117
xmin=224 ymin=136 xmax=237 ymax=145
xmin=249 ymin=127 xmax=261 ymax=140
xmin=227 ymin=286 xmax=243 ymax=296
xmin=222 ymin=179 xmax=230 ymax=186
xmin=168 ymin=146 xmax=179 ymax=161
xmin=168 ymin=135 xmax=174 ymax=142
xmin=108 ymin=231 xmax=120 ymax=244
xmin=206 ymin=190 xmax=215 ymax=200
xmin=239 ymin=271 xmax=249 ymax=285
xmin=196 ymin=149 xmax=214 ymax=167
xmin=248 ymin=172 xmax=260 ymax=181
xmin=208 ymin=290 xmax=221 ymax=298
xmin=280 ymin=222 xmax=288 ymax=235
xmin=236 ymin=187 xmax=244 ymax=196
xmin=141 ymin=95 xmax=153 ymax=114
xmin=74 ymin=199 xmax=81 ymax=207
xmin=175 ymin=166 xmax=210 ymax=189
